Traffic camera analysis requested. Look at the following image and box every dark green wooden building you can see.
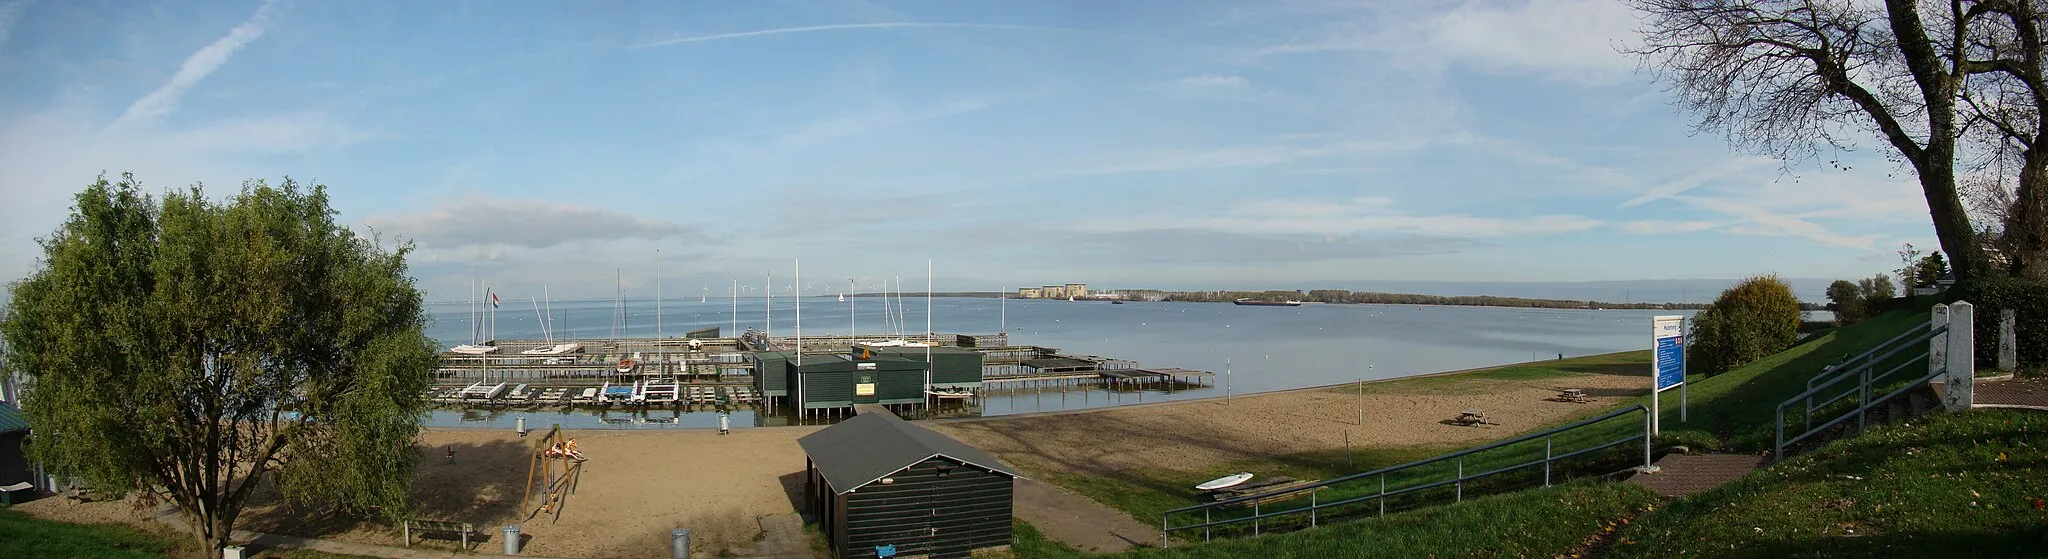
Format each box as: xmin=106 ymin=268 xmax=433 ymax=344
xmin=791 ymin=353 xmax=928 ymax=411
xmin=798 ymin=411 xmax=1020 ymax=558
xmin=866 ymin=346 xmax=984 ymax=390
xmin=0 ymin=403 xmax=32 ymax=504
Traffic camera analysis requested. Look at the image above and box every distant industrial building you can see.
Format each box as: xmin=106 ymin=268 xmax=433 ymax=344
xmin=1018 ymin=283 xmax=1088 ymax=299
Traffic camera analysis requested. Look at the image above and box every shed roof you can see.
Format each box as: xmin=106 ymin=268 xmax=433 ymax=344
xmin=0 ymin=403 xmax=26 ymax=434
xmin=797 ymin=412 xmax=1021 ymax=494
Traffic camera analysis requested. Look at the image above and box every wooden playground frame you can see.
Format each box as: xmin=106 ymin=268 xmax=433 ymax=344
xmin=521 ymin=424 xmax=589 ymax=524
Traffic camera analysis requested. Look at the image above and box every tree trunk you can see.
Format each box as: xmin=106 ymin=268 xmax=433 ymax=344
xmin=2011 ymin=147 xmax=2048 ymax=278
xmin=1923 ymin=156 xmax=1985 ymax=279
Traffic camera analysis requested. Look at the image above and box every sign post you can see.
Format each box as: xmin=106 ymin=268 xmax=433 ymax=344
xmin=1651 ymin=315 xmax=1687 ymax=436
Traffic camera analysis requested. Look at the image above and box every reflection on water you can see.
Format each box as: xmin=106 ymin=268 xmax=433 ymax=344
xmin=423 ymin=298 xmax=1707 ymax=429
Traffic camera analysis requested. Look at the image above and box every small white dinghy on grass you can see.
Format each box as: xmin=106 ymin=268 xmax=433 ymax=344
xmin=1196 ymin=472 xmax=1254 ymax=491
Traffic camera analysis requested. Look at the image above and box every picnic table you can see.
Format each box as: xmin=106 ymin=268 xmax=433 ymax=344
xmin=1452 ymin=408 xmax=1490 ymax=426
xmin=1553 ymin=388 xmax=1590 ymax=403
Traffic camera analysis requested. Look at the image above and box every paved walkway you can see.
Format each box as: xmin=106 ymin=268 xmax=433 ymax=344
xmin=151 ymin=506 xmax=582 ymax=559
xmin=1625 ymin=453 xmax=1767 ymax=498
xmin=1014 ymin=478 xmax=1158 ymax=553
xmin=1975 ymin=377 xmax=2048 ymax=411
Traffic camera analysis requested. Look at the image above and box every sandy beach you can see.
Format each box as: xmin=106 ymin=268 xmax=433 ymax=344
xmin=934 ymin=363 xmax=1650 ymax=480
xmin=15 ymin=354 xmax=1652 ymax=557
xmin=19 ymin=425 xmax=824 ymax=558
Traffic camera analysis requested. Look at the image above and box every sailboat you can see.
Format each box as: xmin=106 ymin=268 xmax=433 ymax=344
xmin=523 ymin=285 xmax=582 ymax=355
xmin=451 ymin=280 xmax=499 ymax=354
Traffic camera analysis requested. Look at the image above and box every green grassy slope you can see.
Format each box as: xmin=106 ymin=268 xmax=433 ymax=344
xmin=1610 ymin=409 xmax=2048 ymax=557
xmin=1647 ymin=310 xmax=1930 ymax=452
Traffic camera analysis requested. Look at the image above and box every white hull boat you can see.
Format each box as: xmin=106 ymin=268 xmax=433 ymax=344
xmin=1195 ymin=472 xmax=1254 ymax=491
xmin=521 ymin=342 xmax=584 ymax=355
xmin=450 ymin=344 xmax=498 ymax=355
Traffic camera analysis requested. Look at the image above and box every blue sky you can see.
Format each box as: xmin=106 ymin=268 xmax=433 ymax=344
xmin=0 ymin=0 xmax=1940 ymax=302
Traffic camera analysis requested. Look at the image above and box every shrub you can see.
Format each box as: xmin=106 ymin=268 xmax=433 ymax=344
xmin=1688 ymin=275 xmax=1804 ymax=376
xmin=1953 ymin=275 xmax=2048 ymax=371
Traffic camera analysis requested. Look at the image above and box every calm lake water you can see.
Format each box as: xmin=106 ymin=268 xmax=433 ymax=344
xmin=423 ymin=296 xmax=1722 ymax=429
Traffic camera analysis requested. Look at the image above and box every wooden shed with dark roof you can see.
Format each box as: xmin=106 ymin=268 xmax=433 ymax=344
xmin=797 ymin=411 xmax=1021 ymax=559
xmin=0 ymin=402 xmax=32 ymax=499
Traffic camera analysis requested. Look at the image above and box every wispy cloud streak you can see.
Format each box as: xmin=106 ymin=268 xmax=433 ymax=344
xmin=111 ymin=0 xmax=280 ymax=129
xmin=633 ymin=22 xmax=1080 ymax=49
xmin=0 ymin=0 xmax=31 ymax=51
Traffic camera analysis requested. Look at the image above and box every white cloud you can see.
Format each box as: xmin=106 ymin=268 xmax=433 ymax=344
xmin=632 ymin=22 xmax=1082 ymax=49
xmin=1172 ymin=74 xmax=1249 ymax=90
xmin=1673 ymin=195 xmax=1880 ymax=249
xmin=1075 ymin=196 xmax=1601 ymax=238
xmin=1244 ymin=0 xmax=1640 ymax=84
xmin=1619 ymin=220 xmax=1725 ymax=234
xmin=1621 ymin=156 xmax=1779 ymax=208
xmin=776 ymin=96 xmax=1002 ymax=146
xmin=1052 ymin=137 xmax=1417 ymax=175
xmin=111 ymin=0 xmax=280 ymax=129
xmin=358 ymin=196 xmax=705 ymax=250
xmin=1426 ymin=0 xmax=1640 ymax=82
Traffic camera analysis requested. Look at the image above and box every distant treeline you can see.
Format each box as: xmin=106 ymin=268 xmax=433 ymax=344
xmin=852 ymin=289 xmax=1828 ymax=311
xmin=1156 ymin=289 xmax=1733 ymax=310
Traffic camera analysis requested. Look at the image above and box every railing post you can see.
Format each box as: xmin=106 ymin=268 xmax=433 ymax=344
xmin=1857 ymin=365 xmax=1869 ymax=433
xmin=1162 ymin=515 xmax=1170 ymax=548
xmin=1773 ymin=406 xmax=1784 ymax=463
xmin=1544 ymin=435 xmax=1553 ymax=487
xmin=1204 ymin=508 xmax=1210 ymax=543
xmin=1311 ymin=490 xmax=1317 ymax=527
xmin=1378 ymin=475 xmax=1386 ymax=517
xmin=1642 ymin=408 xmax=1655 ymax=472
xmin=1456 ymin=457 xmax=1464 ymax=503
xmin=1253 ymin=502 xmax=1260 ymax=536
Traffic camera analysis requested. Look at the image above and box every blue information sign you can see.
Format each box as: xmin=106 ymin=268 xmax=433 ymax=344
xmin=1654 ymin=336 xmax=1684 ymax=391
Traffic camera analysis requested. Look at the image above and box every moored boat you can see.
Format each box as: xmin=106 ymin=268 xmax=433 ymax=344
xmin=1196 ymin=472 xmax=1255 ymax=491
xmin=1233 ymin=298 xmax=1302 ymax=307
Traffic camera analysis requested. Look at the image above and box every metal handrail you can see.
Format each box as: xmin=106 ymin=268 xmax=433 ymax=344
xmin=1161 ymin=404 xmax=1650 ymax=545
xmin=1807 ymin=322 xmax=1931 ymax=390
xmin=1774 ymin=324 xmax=1948 ymax=462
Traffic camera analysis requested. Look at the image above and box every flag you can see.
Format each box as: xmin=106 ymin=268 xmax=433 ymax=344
xmin=491 ymin=291 xmax=500 ymax=308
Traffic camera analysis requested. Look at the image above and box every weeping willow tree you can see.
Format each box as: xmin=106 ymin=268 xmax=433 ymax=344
xmin=0 ymin=173 xmax=436 ymax=555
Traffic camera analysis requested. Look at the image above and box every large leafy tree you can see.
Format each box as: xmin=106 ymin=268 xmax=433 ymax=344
xmin=0 ymin=174 xmax=436 ymax=555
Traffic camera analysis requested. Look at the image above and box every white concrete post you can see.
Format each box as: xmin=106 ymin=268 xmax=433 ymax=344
xmin=1999 ymin=309 xmax=2018 ymax=372
xmin=1944 ymin=301 xmax=1976 ymax=412
xmin=1930 ymin=304 xmax=1950 ymax=378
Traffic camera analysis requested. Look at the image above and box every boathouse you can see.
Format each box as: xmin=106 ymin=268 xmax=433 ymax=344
xmin=0 ymin=403 xmax=31 ymax=503
xmin=792 ymin=353 xmax=928 ymax=412
xmin=798 ymin=411 xmax=1020 ymax=558
xmin=869 ymin=346 xmax=984 ymax=390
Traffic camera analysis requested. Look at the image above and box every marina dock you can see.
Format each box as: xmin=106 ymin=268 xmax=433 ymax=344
xmin=430 ymin=330 xmax=1211 ymax=416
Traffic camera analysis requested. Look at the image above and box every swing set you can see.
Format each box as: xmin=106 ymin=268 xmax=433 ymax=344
xmin=521 ymin=424 xmax=589 ymax=524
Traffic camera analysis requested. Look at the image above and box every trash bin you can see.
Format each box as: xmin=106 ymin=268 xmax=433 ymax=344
xmin=220 ymin=545 xmax=248 ymax=559
xmin=503 ymin=525 xmax=521 ymax=555
xmin=670 ymin=528 xmax=691 ymax=559
xmin=516 ymin=416 xmax=527 ymax=435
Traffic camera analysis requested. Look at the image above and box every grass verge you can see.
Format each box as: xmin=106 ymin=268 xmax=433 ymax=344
xmin=1117 ymin=481 xmax=1657 ymax=558
xmin=1609 ymin=408 xmax=2048 ymax=557
xmin=1646 ymin=309 xmax=1931 ymax=453
xmin=0 ymin=508 xmax=174 ymax=559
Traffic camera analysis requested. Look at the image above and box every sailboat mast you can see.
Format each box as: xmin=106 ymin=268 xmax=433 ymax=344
xmin=925 ymin=259 xmax=933 ymax=407
xmin=656 ymin=249 xmax=663 ymax=338
xmin=731 ymin=278 xmax=738 ymax=338
xmin=796 ymin=259 xmax=803 ymax=418
xmin=532 ymin=297 xmax=545 ymax=342
xmin=543 ymin=285 xmax=554 ymax=341
xmin=766 ymin=271 xmax=773 ymax=338
xmin=849 ymin=277 xmax=856 ymax=341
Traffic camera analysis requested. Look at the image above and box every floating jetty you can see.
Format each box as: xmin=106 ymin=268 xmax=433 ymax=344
xmin=431 ymin=329 xmax=1210 ymax=416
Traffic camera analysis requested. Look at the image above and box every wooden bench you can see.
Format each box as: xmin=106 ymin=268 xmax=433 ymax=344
xmin=402 ymin=519 xmax=481 ymax=549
